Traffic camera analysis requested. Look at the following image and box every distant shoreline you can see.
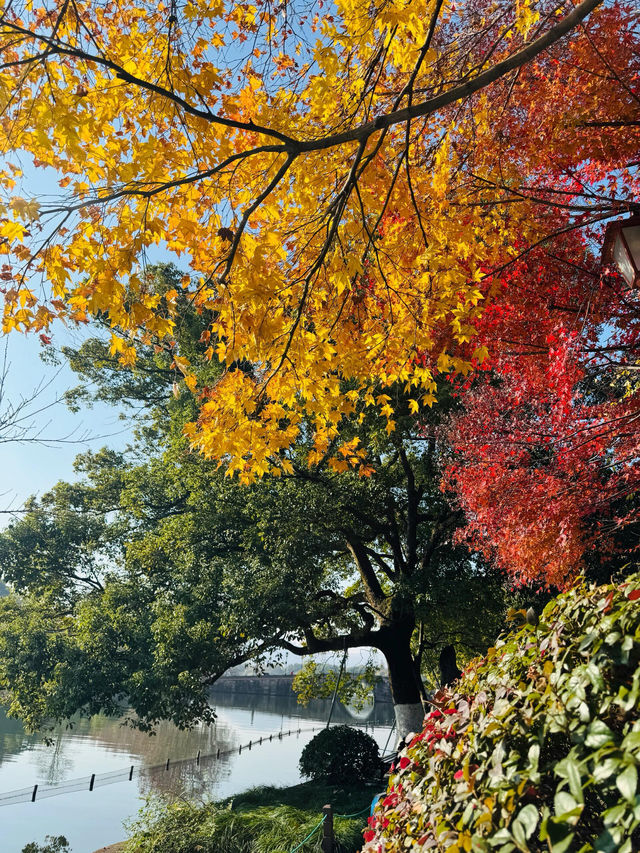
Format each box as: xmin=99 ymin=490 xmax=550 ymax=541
xmin=210 ymin=673 xmax=393 ymax=704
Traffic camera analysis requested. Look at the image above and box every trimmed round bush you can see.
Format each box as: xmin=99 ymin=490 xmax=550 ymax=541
xmin=363 ymin=574 xmax=640 ymax=852
xmin=299 ymin=725 xmax=380 ymax=783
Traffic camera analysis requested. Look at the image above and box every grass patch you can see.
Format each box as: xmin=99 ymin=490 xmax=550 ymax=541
xmin=125 ymin=780 xmax=380 ymax=853
xmin=221 ymin=780 xmax=379 ymax=814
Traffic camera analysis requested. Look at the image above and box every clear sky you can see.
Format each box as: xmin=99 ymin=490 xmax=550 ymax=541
xmin=0 ymin=150 xmax=136 ymax=519
xmin=0 ymin=150 xmax=181 ymax=520
xmin=0 ymin=324 xmax=132 ymax=521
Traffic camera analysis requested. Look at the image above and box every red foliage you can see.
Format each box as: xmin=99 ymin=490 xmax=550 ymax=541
xmin=436 ymin=1 xmax=640 ymax=587
xmin=452 ymin=1 xmax=640 ymax=219
xmin=441 ymin=233 xmax=639 ymax=586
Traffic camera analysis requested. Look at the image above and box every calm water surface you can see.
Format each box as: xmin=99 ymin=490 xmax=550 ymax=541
xmin=0 ymin=690 xmax=394 ymax=853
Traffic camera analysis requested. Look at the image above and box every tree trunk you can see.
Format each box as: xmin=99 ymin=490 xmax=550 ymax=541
xmin=376 ymin=622 xmax=425 ymax=741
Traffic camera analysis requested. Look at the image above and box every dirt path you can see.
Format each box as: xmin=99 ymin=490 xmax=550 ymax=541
xmin=90 ymin=843 xmax=127 ymax=853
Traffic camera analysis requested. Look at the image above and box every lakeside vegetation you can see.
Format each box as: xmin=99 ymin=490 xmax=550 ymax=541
xmin=0 ymin=0 xmax=638 ymax=849
xmin=125 ymin=781 xmax=377 ymax=853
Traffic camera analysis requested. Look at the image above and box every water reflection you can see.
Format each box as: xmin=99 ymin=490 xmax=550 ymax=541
xmin=0 ymin=688 xmax=394 ymax=852
xmin=86 ymin=712 xmax=234 ymax=767
xmin=0 ymin=706 xmax=236 ymax=796
xmin=0 ymin=691 xmax=394 ymax=791
xmin=209 ymin=684 xmax=395 ymax=728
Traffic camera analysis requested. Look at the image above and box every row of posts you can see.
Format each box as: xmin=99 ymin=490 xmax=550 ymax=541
xmin=29 ymin=727 xmax=308 ymax=802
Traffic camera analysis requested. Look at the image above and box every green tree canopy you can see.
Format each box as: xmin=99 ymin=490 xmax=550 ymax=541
xmin=0 ymin=266 xmax=528 ymax=735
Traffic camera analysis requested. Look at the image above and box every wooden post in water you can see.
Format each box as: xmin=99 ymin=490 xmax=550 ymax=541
xmin=165 ymin=758 xmax=170 ymax=771
xmin=322 ymin=804 xmax=334 ymax=853
xmin=89 ymin=773 xmax=95 ymax=791
xmin=129 ymin=766 xmax=134 ymax=781
xmin=196 ymin=750 xmax=201 ymax=766
xmin=31 ymin=784 xmax=38 ymax=803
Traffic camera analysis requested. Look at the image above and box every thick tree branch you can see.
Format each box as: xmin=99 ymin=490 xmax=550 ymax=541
xmin=397 ymin=444 xmax=419 ymax=572
xmin=345 ymin=535 xmax=387 ymax=607
xmin=297 ymin=0 xmax=603 ymax=152
xmin=315 ymin=588 xmax=377 ymax=632
xmin=2 ymin=0 xmax=602 ymax=161
xmin=280 ymin=623 xmax=389 ymax=656
xmin=385 ymin=498 xmax=407 ymax=574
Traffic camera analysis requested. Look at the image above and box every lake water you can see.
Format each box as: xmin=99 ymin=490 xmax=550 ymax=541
xmin=0 ymin=688 xmax=395 ymax=853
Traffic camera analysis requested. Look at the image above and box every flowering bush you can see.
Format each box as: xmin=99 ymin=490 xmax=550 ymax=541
xmin=299 ymin=725 xmax=380 ymax=783
xmin=363 ymin=574 xmax=640 ymax=852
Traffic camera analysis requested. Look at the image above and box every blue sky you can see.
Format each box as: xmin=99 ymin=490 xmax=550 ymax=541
xmin=0 ymin=150 xmax=178 ymax=519
xmin=0 ymin=323 xmax=132 ymax=521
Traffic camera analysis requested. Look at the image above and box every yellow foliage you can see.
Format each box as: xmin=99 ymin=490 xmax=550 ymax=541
xmin=0 ymin=0 xmax=588 ymax=477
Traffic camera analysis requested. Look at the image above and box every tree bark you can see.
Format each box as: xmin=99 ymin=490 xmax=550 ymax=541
xmin=281 ymin=605 xmax=427 ymax=739
xmin=376 ymin=621 xmax=426 ymax=740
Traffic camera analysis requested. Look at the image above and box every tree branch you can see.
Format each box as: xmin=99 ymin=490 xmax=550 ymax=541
xmin=345 ymin=535 xmax=387 ymax=607
xmin=297 ymin=0 xmax=603 ymax=152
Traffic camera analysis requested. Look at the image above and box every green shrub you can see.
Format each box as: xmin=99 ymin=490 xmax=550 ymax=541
xmin=363 ymin=574 xmax=640 ymax=852
xmin=217 ymin=781 xmax=374 ymax=815
xmin=299 ymin=725 xmax=380 ymax=783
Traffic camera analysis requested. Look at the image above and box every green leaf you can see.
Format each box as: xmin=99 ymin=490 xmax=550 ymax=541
xmin=585 ymin=719 xmax=615 ymax=748
xmin=489 ymin=828 xmax=513 ymax=846
xmin=513 ymin=804 xmax=538 ymax=839
xmin=593 ymin=757 xmax=620 ymax=783
xmin=594 ymin=827 xmax=624 ymax=852
xmin=616 ymin=765 xmax=637 ymax=802
xmin=593 ymin=829 xmax=618 ymax=853
xmin=511 ymin=820 xmax=527 ymax=850
xmin=602 ymin=803 xmax=626 ymax=827
xmin=554 ymin=790 xmax=583 ymax=826
xmin=555 ymin=756 xmax=584 ymax=803
xmin=621 ymin=730 xmax=640 ymax=751
xmin=579 ymin=632 xmax=597 ymax=651
xmin=539 ymin=806 xmax=551 ymax=841
xmin=461 ymin=800 xmax=475 ymax=824
xmin=585 ymin=661 xmax=604 ymax=691
xmin=545 ymin=821 xmax=575 ymax=853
